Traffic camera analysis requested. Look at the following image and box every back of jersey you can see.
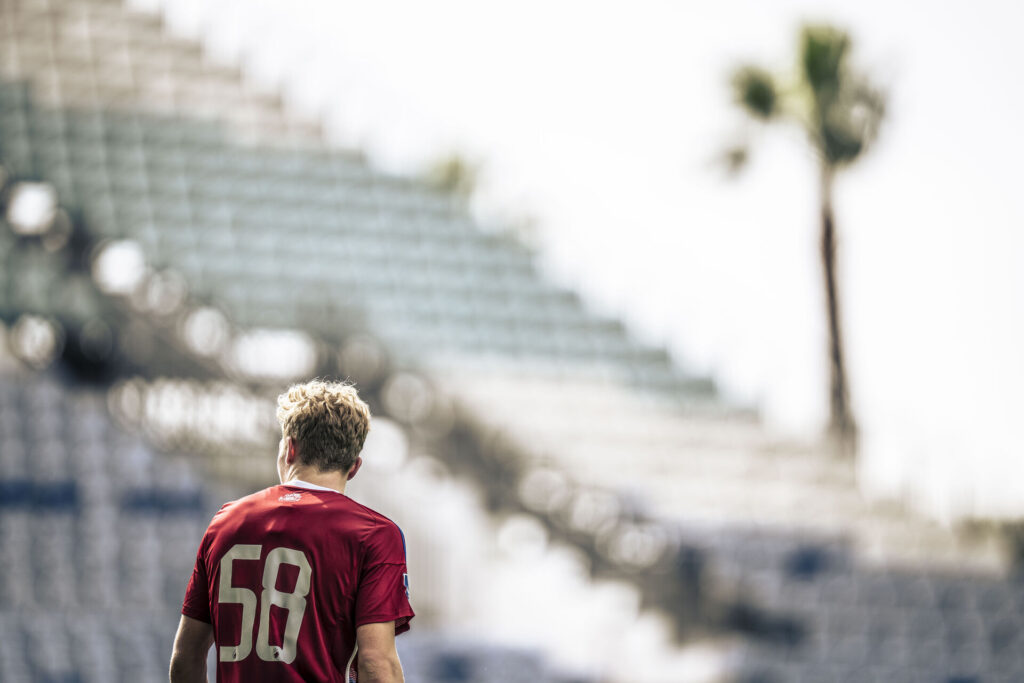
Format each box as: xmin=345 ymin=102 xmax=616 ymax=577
xmin=182 ymin=484 xmax=414 ymax=683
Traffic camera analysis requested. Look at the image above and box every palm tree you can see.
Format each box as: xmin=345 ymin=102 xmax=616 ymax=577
xmin=727 ymin=25 xmax=885 ymax=455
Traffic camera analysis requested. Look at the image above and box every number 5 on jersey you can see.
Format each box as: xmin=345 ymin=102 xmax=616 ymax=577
xmin=218 ymin=544 xmax=312 ymax=664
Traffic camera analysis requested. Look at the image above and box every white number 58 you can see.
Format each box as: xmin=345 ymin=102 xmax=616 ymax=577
xmin=217 ymin=544 xmax=312 ymax=664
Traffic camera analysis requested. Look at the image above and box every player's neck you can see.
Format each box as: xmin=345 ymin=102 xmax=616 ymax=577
xmin=282 ymin=467 xmax=348 ymax=494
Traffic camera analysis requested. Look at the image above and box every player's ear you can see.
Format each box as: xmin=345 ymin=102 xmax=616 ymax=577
xmin=286 ymin=437 xmax=299 ymax=465
xmin=346 ymin=457 xmax=363 ymax=481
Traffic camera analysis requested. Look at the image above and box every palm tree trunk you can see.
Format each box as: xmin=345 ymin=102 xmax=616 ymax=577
xmin=819 ymin=166 xmax=857 ymax=455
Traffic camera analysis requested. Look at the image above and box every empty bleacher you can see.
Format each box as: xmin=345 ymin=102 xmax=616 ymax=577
xmin=1 ymin=0 xmax=1023 ymax=681
xmin=0 ymin=370 xmax=212 ymax=681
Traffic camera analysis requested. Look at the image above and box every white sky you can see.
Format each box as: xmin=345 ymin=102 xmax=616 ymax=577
xmin=150 ymin=0 xmax=1024 ymax=519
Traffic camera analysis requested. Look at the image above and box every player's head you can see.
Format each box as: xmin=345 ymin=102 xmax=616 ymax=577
xmin=276 ymin=379 xmax=371 ymax=477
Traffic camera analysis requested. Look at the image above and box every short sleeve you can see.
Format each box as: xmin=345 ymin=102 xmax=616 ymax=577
xmin=354 ymin=521 xmax=415 ymax=635
xmin=181 ymin=534 xmax=211 ymax=623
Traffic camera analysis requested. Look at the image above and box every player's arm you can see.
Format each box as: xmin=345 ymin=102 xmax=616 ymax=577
xmin=169 ymin=614 xmax=214 ymax=683
xmin=357 ymin=621 xmax=404 ymax=683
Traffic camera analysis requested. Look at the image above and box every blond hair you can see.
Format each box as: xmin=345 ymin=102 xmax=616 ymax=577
xmin=276 ymin=380 xmax=371 ymax=473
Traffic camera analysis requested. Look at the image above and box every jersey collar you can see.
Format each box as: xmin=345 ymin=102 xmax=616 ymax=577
xmin=284 ymin=479 xmax=341 ymax=493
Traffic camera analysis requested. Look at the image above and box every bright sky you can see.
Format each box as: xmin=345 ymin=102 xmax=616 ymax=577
xmin=149 ymin=0 xmax=1024 ymax=520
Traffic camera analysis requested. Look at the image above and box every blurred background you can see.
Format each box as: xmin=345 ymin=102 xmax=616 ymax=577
xmin=0 ymin=0 xmax=1022 ymax=681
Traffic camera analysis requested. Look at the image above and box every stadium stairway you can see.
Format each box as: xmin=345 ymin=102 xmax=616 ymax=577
xmin=0 ymin=86 xmax=711 ymax=682
xmin=2 ymin=0 xmax=1024 ymax=681
xmin=0 ymin=150 xmax=700 ymax=680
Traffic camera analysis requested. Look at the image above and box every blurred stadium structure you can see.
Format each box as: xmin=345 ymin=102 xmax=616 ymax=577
xmin=0 ymin=1 xmax=1023 ymax=682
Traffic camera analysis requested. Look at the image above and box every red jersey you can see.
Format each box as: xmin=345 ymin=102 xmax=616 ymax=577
xmin=182 ymin=482 xmax=414 ymax=682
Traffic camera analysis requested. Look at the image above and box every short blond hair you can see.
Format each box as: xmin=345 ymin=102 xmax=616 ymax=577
xmin=276 ymin=380 xmax=371 ymax=473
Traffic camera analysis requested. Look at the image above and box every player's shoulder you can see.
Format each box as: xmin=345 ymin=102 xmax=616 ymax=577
xmin=216 ymin=485 xmax=275 ymax=510
xmin=207 ymin=485 xmax=286 ymax=523
xmin=345 ymin=496 xmax=401 ymax=530
xmin=346 ymin=498 xmax=407 ymax=554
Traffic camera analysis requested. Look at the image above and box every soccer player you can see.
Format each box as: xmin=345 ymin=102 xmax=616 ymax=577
xmin=170 ymin=380 xmax=414 ymax=683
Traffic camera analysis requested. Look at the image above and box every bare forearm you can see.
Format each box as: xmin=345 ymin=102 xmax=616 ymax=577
xmin=170 ymin=615 xmax=214 ymax=683
xmin=358 ymin=654 xmax=404 ymax=683
xmin=169 ymin=653 xmax=208 ymax=683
